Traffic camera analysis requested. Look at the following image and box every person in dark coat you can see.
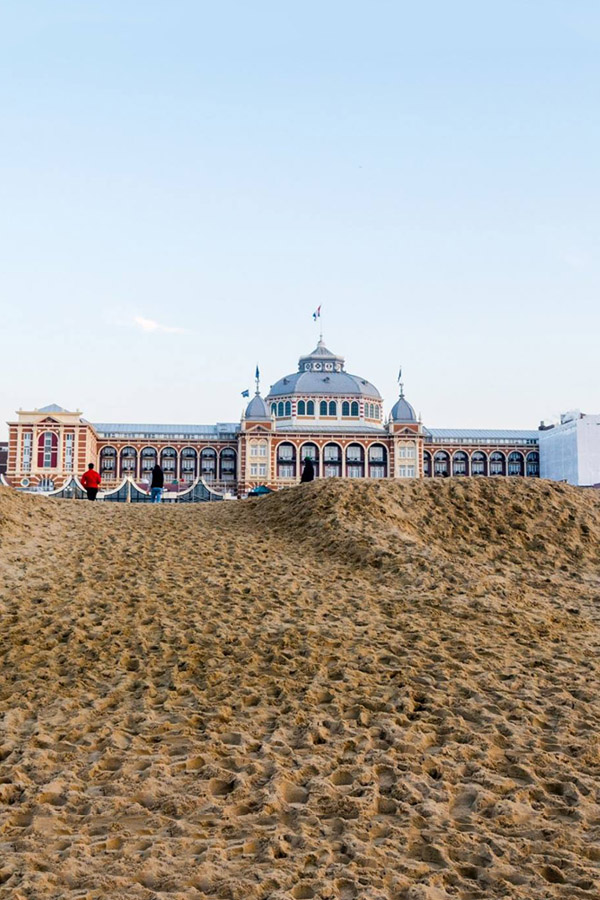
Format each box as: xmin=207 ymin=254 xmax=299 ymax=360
xmin=300 ymin=457 xmax=315 ymax=483
xmin=150 ymin=464 xmax=164 ymax=502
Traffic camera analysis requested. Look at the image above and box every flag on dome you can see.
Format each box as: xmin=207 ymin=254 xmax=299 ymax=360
xmin=255 ymin=365 xmax=260 ymax=380
xmin=241 ymin=389 xmax=250 ymax=398
xmin=312 ymin=305 xmax=321 ymax=321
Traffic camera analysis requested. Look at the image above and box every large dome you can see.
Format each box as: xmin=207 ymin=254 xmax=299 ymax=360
xmin=267 ymin=340 xmax=382 ymax=400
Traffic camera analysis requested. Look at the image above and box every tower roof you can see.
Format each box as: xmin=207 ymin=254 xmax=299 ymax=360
xmin=267 ymin=340 xmax=381 ymax=400
xmin=245 ymin=392 xmax=271 ymax=420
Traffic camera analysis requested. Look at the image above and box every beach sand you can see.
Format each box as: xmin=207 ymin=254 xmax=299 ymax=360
xmin=0 ymin=479 xmax=599 ymax=899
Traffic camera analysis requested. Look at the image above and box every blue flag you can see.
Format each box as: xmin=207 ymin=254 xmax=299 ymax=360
xmin=255 ymin=365 xmax=260 ymax=380
xmin=241 ymin=389 xmax=250 ymax=398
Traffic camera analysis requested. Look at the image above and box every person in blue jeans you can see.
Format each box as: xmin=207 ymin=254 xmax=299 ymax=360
xmin=150 ymin=463 xmax=164 ymax=502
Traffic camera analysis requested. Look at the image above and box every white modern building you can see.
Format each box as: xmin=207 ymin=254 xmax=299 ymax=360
xmin=539 ymin=411 xmax=600 ymax=486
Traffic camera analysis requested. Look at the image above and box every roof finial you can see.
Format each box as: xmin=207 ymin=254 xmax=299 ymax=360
xmin=397 ymin=366 xmax=404 ymax=398
xmin=255 ymin=364 xmax=260 ymax=394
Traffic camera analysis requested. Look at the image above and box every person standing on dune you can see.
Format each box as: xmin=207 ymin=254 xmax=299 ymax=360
xmin=150 ymin=463 xmax=165 ymax=503
xmin=80 ymin=463 xmax=101 ymax=501
xmin=300 ymin=457 xmax=315 ymax=483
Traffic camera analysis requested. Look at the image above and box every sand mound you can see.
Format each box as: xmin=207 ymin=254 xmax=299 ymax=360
xmin=1 ymin=480 xmax=599 ymax=899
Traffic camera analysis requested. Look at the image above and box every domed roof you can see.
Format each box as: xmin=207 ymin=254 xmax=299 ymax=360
xmin=245 ymin=392 xmax=271 ymax=420
xmin=390 ymin=393 xmax=417 ymax=423
xmin=267 ymin=340 xmax=382 ymax=400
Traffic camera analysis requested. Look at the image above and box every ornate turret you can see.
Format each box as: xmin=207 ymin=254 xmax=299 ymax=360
xmin=390 ymin=369 xmax=417 ymax=423
xmin=244 ymin=392 xmax=271 ymax=421
xmin=243 ymin=365 xmax=273 ymax=424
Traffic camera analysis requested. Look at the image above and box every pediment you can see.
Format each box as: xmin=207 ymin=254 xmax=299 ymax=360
xmin=38 ymin=416 xmax=60 ymax=425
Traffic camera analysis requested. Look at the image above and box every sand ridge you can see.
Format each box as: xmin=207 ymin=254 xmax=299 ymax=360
xmin=0 ymin=480 xmax=600 ymax=899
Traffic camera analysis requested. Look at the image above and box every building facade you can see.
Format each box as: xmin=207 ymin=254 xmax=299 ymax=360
xmin=3 ymin=339 xmax=552 ymax=496
xmin=539 ymin=411 xmax=600 ymax=486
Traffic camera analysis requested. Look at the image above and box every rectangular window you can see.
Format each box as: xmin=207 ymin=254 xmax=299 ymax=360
xmin=250 ymin=444 xmax=258 ymax=457
xmin=259 ymin=463 xmax=267 ymax=476
xmin=324 ymin=465 xmax=339 ymax=477
xmin=64 ymin=433 xmax=74 ymax=472
xmin=278 ymin=445 xmax=294 ymax=460
xmin=250 ymin=463 xmax=258 ymax=476
xmin=347 ymin=465 xmax=363 ymax=478
xmin=279 ymin=464 xmax=295 ymax=478
xmin=259 ymin=444 xmax=267 ymax=457
xmin=22 ymin=432 xmax=32 ymax=472
xmin=324 ymin=447 xmax=339 ymax=461
xmin=369 ymin=467 xmax=386 ymax=478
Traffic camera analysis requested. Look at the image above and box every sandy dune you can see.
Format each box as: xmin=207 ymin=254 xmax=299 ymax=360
xmin=0 ymin=479 xmax=599 ymax=899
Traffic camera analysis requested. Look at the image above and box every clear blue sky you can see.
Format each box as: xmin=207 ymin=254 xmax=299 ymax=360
xmin=1 ymin=1 xmax=599 ymax=440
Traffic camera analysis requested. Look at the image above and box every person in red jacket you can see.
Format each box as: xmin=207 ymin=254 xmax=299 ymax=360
xmin=80 ymin=463 xmax=101 ymax=501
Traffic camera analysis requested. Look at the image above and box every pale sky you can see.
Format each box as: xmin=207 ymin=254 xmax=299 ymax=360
xmin=1 ymin=1 xmax=599 ymax=440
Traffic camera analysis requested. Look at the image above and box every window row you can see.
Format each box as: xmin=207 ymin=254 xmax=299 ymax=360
xmin=98 ymin=446 xmax=237 ymax=482
xmin=276 ymin=442 xmax=388 ymax=479
xmin=271 ymin=399 xmax=381 ymax=419
xmin=23 ymin=431 xmax=80 ymax=473
xmin=423 ymin=450 xmax=539 ymax=478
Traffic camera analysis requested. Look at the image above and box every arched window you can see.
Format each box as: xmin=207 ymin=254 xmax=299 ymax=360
xmin=423 ymin=451 xmax=432 ymax=478
xmin=37 ymin=432 xmax=58 ymax=469
xmin=277 ymin=401 xmax=284 ymax=417
xmin=284 ymin=401 xmax=292 ymax=417
xmin=300 ymin=442 xmax=319 ymax=477
xmin=219 ymin=448 xmax=236 ymax=481
xmin=200 ymin=447 xmax=217 ymax=480
xmin=433 ymin=451 xmax=450 ymax=477
xmin=453 ymin=451 xmax=469 ymax=476
xmin=160 ymin=447 xmax=177 ymax=479
xmin=323 ymin=443 xmax=341 ymax=477
xmin=471 ymin=451 xmax=487 ymax=476
xmin=120 ymin=446 xmax=138 ymax=477
xmin=351 ymin=401 xmax=359 ymax=417
xmin=368 ymin=444 xmax=387 ymax=478
xmin=99 ymin=446 xmax=117 ymax=478
xmin=342 ymin=401 xmax=350 ymax=416
xmin=306 ymin=400 xmax=315 ymax=416
xmin=346 ymin=443 xmax=364 ymax=478
xmin=328 ymin=400 xmax=337 ymax=417
xmin=140 ymin=447 xmax=157 ymax=476
xmin=271 ymin=402 xmax=277 ymax=415
xmin=181 ymin=447 xmax=198 ymax=482
xmin=526 ymin=451 xmax=539 ymax=477
xmin=297 ymin=400 xmax=306 ymax=416
xmin=319 ymin=400 xmax=328 ymax=416
xmin=508 ymin=451 xmax=524 ymax=476
xmin=489 ymin=451 xmax=506 ymax=476
xmin=277 ymin=442 xmax=296 ymax=479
